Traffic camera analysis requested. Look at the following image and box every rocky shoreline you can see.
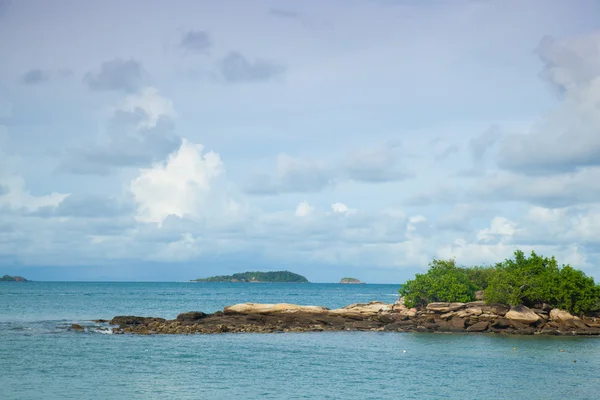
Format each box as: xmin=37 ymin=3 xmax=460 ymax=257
xmin=105 ymin=300 xmax=600 ymax=336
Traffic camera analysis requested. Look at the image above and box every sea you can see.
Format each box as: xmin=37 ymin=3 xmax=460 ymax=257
xmin=1 ymin=282 xmax=599 ymax=400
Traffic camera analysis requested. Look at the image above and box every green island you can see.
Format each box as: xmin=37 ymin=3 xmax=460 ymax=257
xmin=399 ymin=250 xmax=600 ymax=315
xmin=340 ymin=277 xmax=364 ymax=284
xmin=192 ymin=270 xmax=309 ymax=283
xmin=1 ymin=275 xmax=29 ymax=282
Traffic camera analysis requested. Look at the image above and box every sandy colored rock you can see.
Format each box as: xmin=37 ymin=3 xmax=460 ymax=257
xmin=329 ymin=302 xmax=393 ymax=317
xmin=223 ymin=303 xmax=329 ymax=315
xmin=505 ymin=305 xmax=541 ymax=325
xmin=549 ymin=309 xmax=587 ymax=329
xmin=455 ymin=307 xmax=483 ymax=318
xmin=426 ymin=302 xmax=465 ymax=313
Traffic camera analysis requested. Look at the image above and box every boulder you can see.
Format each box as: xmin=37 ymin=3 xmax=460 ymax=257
xmin=426 ymin=302 xmax=466 ymax=313
xmin=70 ymin=323 xmax=84 ymax=332
xmin=109 ymin=316 xmax=165 ymax=327
xmin=466 ymin=321 xmax=489 ymax=332
xmin=549 ymin=309 xmax=588 ymax=329
xmin=475 ymin=290 xmax=485 ymax=300
xmin=176 ymin=312 xmax=208 ymax=322
xmin=223 ymin=303 xmax=329 ymax=315
xmin=455 ymin=307 xmax=483 ymax=318
xmin=330 ymin=302 xmax=393 ymax=318
xmin=505 ymin=306 xmax=541 ymax=325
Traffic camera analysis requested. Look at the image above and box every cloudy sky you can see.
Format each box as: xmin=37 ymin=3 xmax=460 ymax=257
xmin=1 ymin=0 xmax=600 ymax=282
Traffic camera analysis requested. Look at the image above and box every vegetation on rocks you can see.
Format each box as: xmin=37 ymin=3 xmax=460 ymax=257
xmin=399 ymin=250 xmax=600 ymax=315
xmin=1 ymin=275 xmax=28 ymax=282
xmin=192 ymin=270 xmax=309 ymax=283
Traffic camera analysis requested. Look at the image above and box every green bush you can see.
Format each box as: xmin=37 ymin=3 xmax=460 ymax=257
xmin=399 ymin=250 xmax=600 ymax=315
xmin=399 ymin=259 xmax=478 ymax=308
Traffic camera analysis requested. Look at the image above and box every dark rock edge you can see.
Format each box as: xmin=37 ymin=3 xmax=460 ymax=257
xmin=106 ymin=301 xmax=600 ymax=336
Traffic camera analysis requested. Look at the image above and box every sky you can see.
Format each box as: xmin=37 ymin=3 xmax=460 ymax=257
xmin=1 ymin=0 xmax=600 ymax=282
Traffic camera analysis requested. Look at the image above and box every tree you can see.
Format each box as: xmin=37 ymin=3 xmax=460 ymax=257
xmin=399 ymin=259 xmax=478 ymax=308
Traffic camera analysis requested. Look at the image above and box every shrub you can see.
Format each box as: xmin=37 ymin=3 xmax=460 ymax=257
xmin=399 ymin=250 xmax=600 ymax=315
xmin=399 ymin=259 xmax=478 ymax=308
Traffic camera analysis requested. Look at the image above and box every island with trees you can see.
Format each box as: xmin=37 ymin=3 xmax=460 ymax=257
xmin=107 ymin=251 xmax=600 ymax=336
xmin=1 ymin=275 xmax=29 ymax=282
xmin=340 ymin=277 xmax=364 ymax=284
xmin=192 ymin=270 xmax=309 ymax=283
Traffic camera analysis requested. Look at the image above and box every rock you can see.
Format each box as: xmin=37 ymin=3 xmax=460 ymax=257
xmin=176 ymin=312 xmax=208 ymax=322
xmin=450 ymin=317 xmax=466 ymax=329
xmin=505 ymin=305 xmax=541 ymax=325
xmin=475 ymin=290 xmax=485 ymax=300
xmin=110 ymin=316 xmax=165 ymax=327
xmin=426 ymin=302 xmax=465 ymax=313
xmin=223 ymin=303 xmax=329 ymax=315
xmin=455 ymin=308 xmax=483 ymax=318
xmin=491 ymin=318 xmax=511 ymax=329
xmin=330 ymin=302 xmax=393 ymax=318
xmin=70 ymin=324 xmax=84 ymax=332
xmin=466 ymin=321 xmax=489 ymax=332
xmin=549 ymin=309 xmax=587 ymax=329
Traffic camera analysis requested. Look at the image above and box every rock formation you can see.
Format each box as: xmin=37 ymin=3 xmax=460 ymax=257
xmin=105 ymin=301 xmax=600 ymax=336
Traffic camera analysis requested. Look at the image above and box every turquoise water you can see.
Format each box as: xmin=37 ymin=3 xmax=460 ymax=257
xmin=1 ymin=282 xmax=599 ymax=399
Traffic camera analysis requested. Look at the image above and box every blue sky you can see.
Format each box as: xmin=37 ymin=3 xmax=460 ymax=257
xmin=2 ymin=0 xmax=600 ymax=282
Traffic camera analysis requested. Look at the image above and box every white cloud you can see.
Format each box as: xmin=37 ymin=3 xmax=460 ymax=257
xmin=477 ymin=216 xmax=518 ymax=243
xmin=331 ymin=202 xmax=356 ymax=215
xmin=129 ymin=138 xmax=239 ymax=225
xmin=0 ymin=146 xmax=69 ymax=212
xmin=122 ymin=87 xmax=175 ymax=129
xmin=295 ymin=201 xmax=313 ymax=217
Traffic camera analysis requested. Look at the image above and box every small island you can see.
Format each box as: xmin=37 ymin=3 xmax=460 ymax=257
xmin=109 ymin=250 xmax=600 ymax=336
xmin=340 ymin=277 xmax=364 ymax=284
xmin=1 ymin=275 xmax=29 ymax=282
xmin=192 ymin=270 xmax=309 ymax=283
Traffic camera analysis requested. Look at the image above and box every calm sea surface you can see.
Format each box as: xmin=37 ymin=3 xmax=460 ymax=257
xmin=1 ymin=282 xmax=599 ymax=399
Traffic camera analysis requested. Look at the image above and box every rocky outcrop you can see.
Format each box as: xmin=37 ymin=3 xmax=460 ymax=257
xmin=505 ymin=305 xmax=542 ymax=325
xmin=223 ymin=303 xmax=329 ymax=315
xmin=107 ymin=301 xmax=600 ymax=336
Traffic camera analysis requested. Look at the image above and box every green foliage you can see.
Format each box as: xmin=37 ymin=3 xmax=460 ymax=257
xmin=398 ymin=250 xmax=600 ymax=315
xmin=193 ymin=271 xmax=309 ymax=283
xmin=484 ymin=251 xmax=600 ymax=314
xmin=1 ymin=275 xmax=28 ymax=282
xmin=399 ymin=259 xmax=479 ymax=307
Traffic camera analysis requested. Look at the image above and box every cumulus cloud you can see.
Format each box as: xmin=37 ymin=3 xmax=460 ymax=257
xmin=245 ymin=143 xmax=412 ymax=195
xmin=295 ymin=201 xmax=314 ymax=217
xmin=331 ymin=202 xmax=356 ymax=215
xmin=0 ymin=151 xmax=69 ymax=213
xmin=84 ymin=58 xmax=142 ymax=92
xmin=129 ymin=138 xmax=240 ymax=225
xmin=497 ymin=33 xmax=600 ymax=175
xmin=180 ymin=30 xmax=212 ymax=53
xmin=218 ymin=51 xmax=285 ymax=83
xmin=59 ymin=87 xmax=180 ymax=174
xmin=476 ymin=216 xmax=518 ymax=243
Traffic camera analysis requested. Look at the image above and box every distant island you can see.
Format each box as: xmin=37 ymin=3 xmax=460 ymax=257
xmin=1 ymin=275 xmax=29 ymax=282
xmin=340 ymin=277 xmax=364 ymax=284
xmin=192 ymin=271 xmax=309 ymax=283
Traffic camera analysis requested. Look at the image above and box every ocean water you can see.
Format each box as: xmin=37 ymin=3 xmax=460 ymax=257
xmin=1 ymin=282 xmax=599 ymax=400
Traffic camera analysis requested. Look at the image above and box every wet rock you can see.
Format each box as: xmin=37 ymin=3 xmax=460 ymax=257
xmin=70 ymin=324 xmax=84 ymax=332
xmin=466 ymin=321 xmax=489 ymax=332
xmin=176 ymin=312 xmax=207 ymax=322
